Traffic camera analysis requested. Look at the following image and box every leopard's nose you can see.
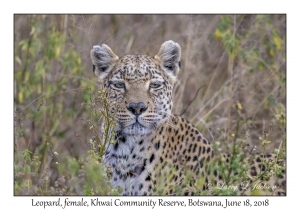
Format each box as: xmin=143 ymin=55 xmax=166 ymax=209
xmin=127 ymin=102 xmax=147 ymax=115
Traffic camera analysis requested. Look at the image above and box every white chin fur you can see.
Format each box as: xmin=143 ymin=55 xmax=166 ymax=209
xmin=122 ymin=123 xmax=152 ymax=135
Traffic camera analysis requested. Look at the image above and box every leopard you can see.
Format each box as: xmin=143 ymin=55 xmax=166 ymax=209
xmin=90 ymin=40 xmax=286 ymax=196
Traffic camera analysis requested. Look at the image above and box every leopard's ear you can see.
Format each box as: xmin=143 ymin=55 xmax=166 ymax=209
xmin=90 ymin=44 xmax=119 ymax=81
xmin=154 ymin=40 xmax=181 ymax=82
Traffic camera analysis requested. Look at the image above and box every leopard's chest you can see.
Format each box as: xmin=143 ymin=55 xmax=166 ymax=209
xmin=103 ymin=133 xmax=160 ymax=195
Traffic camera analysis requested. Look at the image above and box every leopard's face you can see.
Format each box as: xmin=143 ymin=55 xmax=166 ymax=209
xmin=91 ymin=41 xmax=181 ymax=135
xmin=102 ymin=55 xmax=175 ymax=135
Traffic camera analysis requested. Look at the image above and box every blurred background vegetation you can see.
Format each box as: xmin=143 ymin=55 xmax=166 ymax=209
xmin=14 ymin=14 xmax=286 ymax=195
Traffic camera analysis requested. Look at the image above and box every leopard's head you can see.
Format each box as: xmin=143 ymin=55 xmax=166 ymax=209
xmin=90 ymin=40 xmax=181 ymax=135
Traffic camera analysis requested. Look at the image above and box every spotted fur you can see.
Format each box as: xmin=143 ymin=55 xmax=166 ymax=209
xmin=90 ymin=40 xmax=286 ymax=196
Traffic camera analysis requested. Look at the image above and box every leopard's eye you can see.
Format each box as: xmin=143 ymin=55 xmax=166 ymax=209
xmin=114 ymin=82 xmax=125 ymax=89
xmin=149 ymin=83 xmax=162 ymax=89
